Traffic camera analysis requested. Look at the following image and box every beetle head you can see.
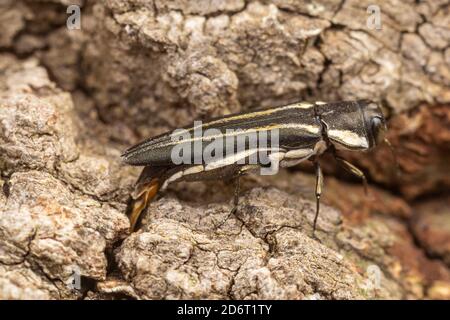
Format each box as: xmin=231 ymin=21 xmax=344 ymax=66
xmin=317 ymin=100 xmax=384 ymax=151
xmin=358 ymin=100 xmax=387 ymax=149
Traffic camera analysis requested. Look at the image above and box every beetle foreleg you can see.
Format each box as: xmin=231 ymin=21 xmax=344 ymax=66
xmin=313 ymin=161 xmax=323 ymax=238
xmin=335 ymin=156 xmax=369 ymax=195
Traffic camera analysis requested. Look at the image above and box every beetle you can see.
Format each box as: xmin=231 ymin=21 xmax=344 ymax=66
xmin=122 ymin=100 xmax=389 ymax=236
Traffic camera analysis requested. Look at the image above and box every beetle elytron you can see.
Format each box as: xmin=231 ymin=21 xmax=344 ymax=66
xmin=122 ymin=100 xmax=389 ymax=236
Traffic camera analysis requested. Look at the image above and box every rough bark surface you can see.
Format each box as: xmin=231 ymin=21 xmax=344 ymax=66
xmin=0 ymin=0 xmax=449 ymax=299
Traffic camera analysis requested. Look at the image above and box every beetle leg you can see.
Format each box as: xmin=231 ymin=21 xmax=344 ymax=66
xmin=127 ymin=166 xmax=170 ymax=232
xmin=313 ymin=161 xmax=323 ymax=238
xmin=231 ymin=173 xmax=241 ymax=215
xmin=128 ymin=179 xmax=160 ymax=232
xmin=216 ymin=167 xmax=248 ymax=229
xmin=335 ymin=157 xmax=369 ymax=195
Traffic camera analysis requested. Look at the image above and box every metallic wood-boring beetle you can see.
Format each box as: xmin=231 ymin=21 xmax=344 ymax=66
xmin=122 ymin=100 xmax=389 ymax=236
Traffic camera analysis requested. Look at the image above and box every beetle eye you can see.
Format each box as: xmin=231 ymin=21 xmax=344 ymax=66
xmin=371 ymin=117 xmax=386 ymax=145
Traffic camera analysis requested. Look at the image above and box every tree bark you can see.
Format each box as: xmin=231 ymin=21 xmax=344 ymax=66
xmin=0 ymin=0 xmax=449 ymax=299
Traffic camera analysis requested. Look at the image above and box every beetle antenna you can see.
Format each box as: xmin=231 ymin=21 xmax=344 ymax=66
xmin=384 ymin=138 xmax=400 ymax=177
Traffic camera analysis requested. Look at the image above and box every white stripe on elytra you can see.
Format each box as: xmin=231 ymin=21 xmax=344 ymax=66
xmin=161 ymin=148 xmax=284 ymax=190
xmin=161 ymin=165 xmax=204 ymax=190
xmin=161 ymin=147 xmax=317 ymax=190
xmin=187 ymin=102 xmax=314 ymax=132
xmin=204 ymin=148 xmax=278 ymax=171
xmin=166 ymin=123 xmax=320 ymax=147
xmin=327 ymin=129 xmax=368 ymax=148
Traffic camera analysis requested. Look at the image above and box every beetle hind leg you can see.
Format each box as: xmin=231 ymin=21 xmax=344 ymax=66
xmin=128 ymin=180 xmax=160 ymax=232
xmin=127 ymin=166 xmax=169 ymax=232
